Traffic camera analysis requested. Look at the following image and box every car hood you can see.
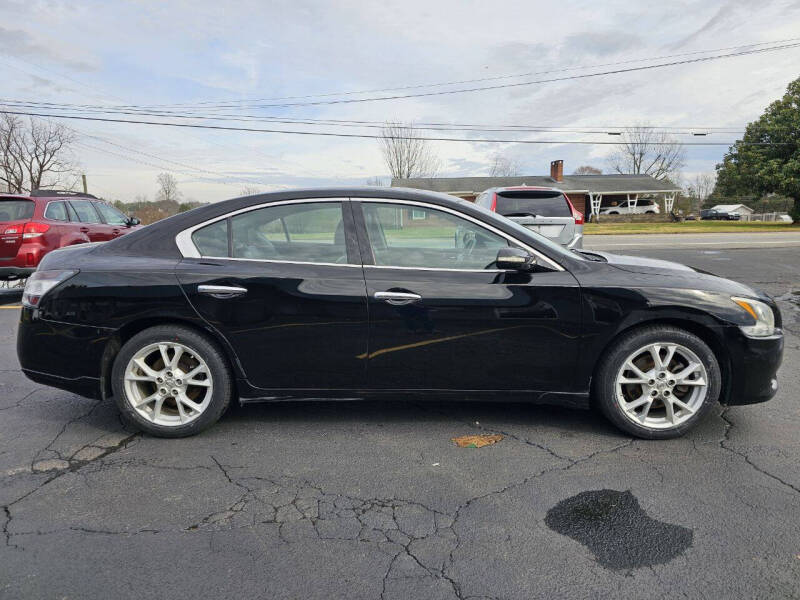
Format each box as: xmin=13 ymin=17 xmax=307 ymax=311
xmin=575 ymin=250 xmax=769 ymax=301
xmin=585 ymin=251 xmax=695 ymax=273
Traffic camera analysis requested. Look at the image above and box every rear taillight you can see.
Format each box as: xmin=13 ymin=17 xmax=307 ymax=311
xmin=22 ymin=270 xmax=78 ymax=308
xmin=565 ymin=195 xmax=584 ymax=225
xmin=490 ymin=193 xmax=497 ymax=211
xmin=22 ymin=222 xmax=50 ymax=239
xmin=3 ymin=227 xmax=21 ymax=234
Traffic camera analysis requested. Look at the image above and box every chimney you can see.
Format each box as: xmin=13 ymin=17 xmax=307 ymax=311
xmin=550 ymin=160 xmax=564 ymax=182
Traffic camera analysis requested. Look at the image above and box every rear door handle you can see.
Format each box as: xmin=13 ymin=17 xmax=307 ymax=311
xmin=374 ymin=291 xmax=422 ymax=306
xmin=197 ymin=284 xmax=248 ymax=299
xmin=80 ymin=227 xmax=90 ymax=233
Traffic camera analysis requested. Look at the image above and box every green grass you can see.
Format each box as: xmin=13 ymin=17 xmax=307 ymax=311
xmin=583 ymin=221 xmax=800 ymax=235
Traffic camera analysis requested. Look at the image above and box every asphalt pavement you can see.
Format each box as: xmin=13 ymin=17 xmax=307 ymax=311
xmin=586 ymin=230 xmax=800 ymax=251
xmin=1 ymin=245 xmax=799 ymax=599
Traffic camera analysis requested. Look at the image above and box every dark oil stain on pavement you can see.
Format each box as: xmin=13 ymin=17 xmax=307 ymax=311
xmin=545 ymin=489 xmax=693 ymax=570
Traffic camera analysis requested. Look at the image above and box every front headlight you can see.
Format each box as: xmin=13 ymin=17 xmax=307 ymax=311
xmin=22 ymin=270 xmax=78 ymax=308
xmin=731 ymin=296 xmax=775 ymax=337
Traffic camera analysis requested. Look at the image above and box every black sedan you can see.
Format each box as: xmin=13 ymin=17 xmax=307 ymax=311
xmin=17 ymin=188 xmax=783 ymax=439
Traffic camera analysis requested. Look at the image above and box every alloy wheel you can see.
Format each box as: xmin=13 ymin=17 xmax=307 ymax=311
xmin=614 ymin=343 xmax=708 ymax=430
xmin=123 ymin=342 xmax=213 ymax=426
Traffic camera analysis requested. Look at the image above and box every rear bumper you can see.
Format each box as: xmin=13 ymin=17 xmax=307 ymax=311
xmin=17 ymin=307 xmax=109 ymax=400
xmin=21 ymin=368 xmax=102 ymax=400
xmin=723 ymin=327 xmax=784 ymax=405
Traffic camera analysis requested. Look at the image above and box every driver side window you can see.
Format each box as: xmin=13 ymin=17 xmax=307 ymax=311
xmin=362 ymin=202 xmax=509 ymax=270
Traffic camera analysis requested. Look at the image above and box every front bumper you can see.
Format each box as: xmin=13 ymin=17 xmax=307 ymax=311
xmin=723 ymin=326 xmax=784 ymax=405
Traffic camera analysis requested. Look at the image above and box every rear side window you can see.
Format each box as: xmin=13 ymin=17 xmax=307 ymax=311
xmin=69 ymin=200 xmax=101 ymax=223
xmin=192 ymin=220 xmax=229 ymax=257
xmin=495 ymin=191 xmax=571 ymax=217
xmin=44 ymin=201 xmax=69 ymax=221
xmin=0 ymin=199 xmax=35 ymax=221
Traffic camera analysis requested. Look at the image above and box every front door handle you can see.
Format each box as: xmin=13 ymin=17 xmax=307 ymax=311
xmin=197 ymin=284 xmax=248 ymax=299
xmin=374 ymin=291 xmax=422 ymax=306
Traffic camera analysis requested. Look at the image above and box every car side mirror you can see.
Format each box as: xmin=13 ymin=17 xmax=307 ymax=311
xmin=496 ymin=247 xmax=537 ymax=271
xmin=127 ymin=216 xmax=141 ymax=227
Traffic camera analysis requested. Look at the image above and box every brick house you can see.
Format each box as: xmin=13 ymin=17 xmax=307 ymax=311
xmin=392 ymin=160 xmax=682 ymax=217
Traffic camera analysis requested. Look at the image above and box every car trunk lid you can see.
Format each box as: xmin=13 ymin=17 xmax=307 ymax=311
xmin=0 ymin=198 xmax=35 ymax=259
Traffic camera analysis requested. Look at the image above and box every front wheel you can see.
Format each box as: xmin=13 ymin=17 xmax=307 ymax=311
xmin=112 ymin=325 xmax=233 ymax=437
xmin=594 ymin=326 xmax=721 ymax=439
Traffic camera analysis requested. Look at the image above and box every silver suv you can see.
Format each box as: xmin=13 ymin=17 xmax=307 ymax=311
xmin=475 ymin=187 xmax=584 ymax=249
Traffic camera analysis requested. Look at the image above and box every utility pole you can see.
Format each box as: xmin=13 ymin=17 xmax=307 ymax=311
xmin=82 ymin=174 xmax=87 ymax=194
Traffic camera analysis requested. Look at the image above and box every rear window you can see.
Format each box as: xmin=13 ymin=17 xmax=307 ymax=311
xmin=495 ymin=191 xmax=570 ymax=217
xmin=0 ymin=199 xmax=35 ymax=221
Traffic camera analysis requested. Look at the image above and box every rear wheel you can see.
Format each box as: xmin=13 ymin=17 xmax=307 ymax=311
xmin=112 ymin=325 xmax=233 ymax=437
xmin=594 ymin=325 xmax=720 ymax=439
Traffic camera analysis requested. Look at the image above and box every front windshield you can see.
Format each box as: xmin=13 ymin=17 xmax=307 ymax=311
xmin=461 ymin=198 xmax=583 ymax=262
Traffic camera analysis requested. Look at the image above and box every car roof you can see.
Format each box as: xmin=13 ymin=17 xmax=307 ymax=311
xmin=487 ymin=186 xmax=565 ymax=193
xmin=0 ymin=191 xmax=101 ymax=201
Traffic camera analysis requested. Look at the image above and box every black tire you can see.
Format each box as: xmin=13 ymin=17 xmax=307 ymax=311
xmin=111 ymin=325 xmax=233 ymax=438
xmin=593 ymin=325 xmax=721 ymax=439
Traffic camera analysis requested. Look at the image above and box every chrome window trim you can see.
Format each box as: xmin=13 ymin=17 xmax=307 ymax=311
xmin=174 ymin=195 xmax=564 ymax=272
xmin=43 ymin=200 xmax=69 ymax=222
xmin=358 ymin=198 xmax=564 ymax=272
xmin=174 ymin=197 xmax=354 ymax=264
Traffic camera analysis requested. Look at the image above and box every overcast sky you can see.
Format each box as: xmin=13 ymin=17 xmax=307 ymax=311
xmin=1 ymin=0 xmax=799 ymax=203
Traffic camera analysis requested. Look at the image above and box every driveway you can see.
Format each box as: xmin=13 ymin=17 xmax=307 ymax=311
xmin=1 ymin=247 xmax=799 ymax=599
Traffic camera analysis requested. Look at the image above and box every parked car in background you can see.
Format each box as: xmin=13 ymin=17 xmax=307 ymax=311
xmin=598 ymin=198 xmax=661 ymax=215
xmin=475 ymin=186 xmax=584 ymax=248
xmin=700 ymin=209 xmax=741 ymax=221
xmin=0 ymin=190 xmax=141 ymax=280
xmin=777 ymin=214 xmax=794 ymax=223
xmin=18 ymin=187 xmax=783 ymax=440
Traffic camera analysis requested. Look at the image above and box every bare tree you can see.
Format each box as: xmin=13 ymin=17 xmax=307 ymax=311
xmin=378 ymin=122 xmax=440 ymax=179
xmin=687 ymin=173 xmax=715 ymax=201
xmin=0 ymin=113 xmax=78 ymax=193
xmin=155 ymin=173 xmax=182 ymax=203
xmin=239 ymin=185 xmax=262 ymax=196
xmin=685 ymin=172 xmax=716 ymax=211
xmin=573 ymin=165 xmax=602 ymax=175
xmin=607 ymin=125 xmax=686 ymax=181
xmin=488 ymin=154 xmax=520 ymax=177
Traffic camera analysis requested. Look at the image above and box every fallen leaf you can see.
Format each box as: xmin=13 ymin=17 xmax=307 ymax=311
xmin=451 ymin=434 xmax=503 ymax=448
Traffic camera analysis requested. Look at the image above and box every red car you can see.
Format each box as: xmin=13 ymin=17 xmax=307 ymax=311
xmin=0 ymin=190 xmax=141 ymax=280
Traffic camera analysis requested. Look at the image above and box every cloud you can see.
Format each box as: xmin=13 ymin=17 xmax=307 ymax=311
xmin=0 ymin=26 xmax=95 ymax=71
xmin=1 ymin=0 xmax=798 ymax=202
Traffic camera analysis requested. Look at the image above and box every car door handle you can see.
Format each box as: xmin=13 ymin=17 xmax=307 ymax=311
xmin=197 ymin=284 xmax=248 ymax=299
xmin=80 ymin=227 xmax=90 ymax=233
xmin=374 ymin=291 xmax=422 ymax=306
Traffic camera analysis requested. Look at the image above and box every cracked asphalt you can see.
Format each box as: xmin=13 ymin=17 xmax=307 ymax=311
xmin=1 ymin=246 xmax=799 ymax=599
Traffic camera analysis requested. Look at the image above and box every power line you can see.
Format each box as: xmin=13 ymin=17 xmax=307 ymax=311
xmin=0 ymin=99 xmax=747 ymax=135
xmin=1 ymin=109 xmax=775 ymax=146
xmin=69 ymin=42 xmax=800 ymax=110
xmin=92 ymin=37 xmax=800 ymax=108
